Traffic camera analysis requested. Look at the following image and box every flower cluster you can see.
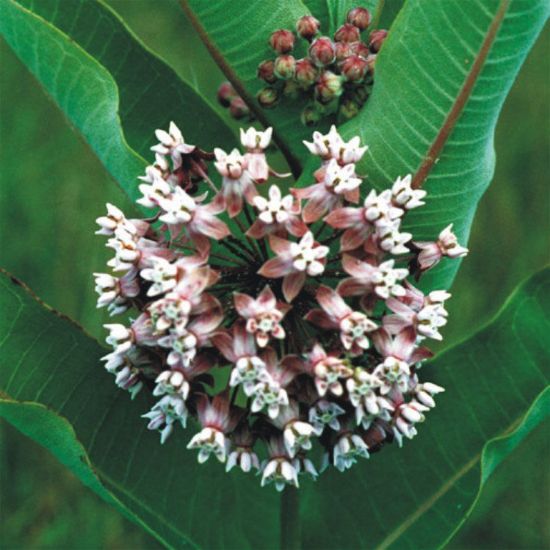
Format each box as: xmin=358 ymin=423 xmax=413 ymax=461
xmin=256 ymin=8 xmax=388 ymax=125
xmin=94 ymin=121 xmax=467 ymax=491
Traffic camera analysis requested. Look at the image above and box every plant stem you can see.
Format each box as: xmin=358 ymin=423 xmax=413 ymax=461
xmin=280 ymin=486 xmax=300 ymax=550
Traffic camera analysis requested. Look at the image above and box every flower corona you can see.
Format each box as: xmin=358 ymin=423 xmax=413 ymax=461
xmin=94 ymin=120 xmax=468 ymax=491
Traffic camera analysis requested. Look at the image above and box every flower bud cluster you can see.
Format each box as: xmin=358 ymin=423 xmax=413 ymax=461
xmin=256 ymin=7 xmax=388 ymax=125
xmin=94 ymin=122 xmax=467 ymax=491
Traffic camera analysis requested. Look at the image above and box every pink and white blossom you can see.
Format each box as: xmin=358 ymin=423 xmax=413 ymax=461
xmin=259 ymin=232 xmax=329 ymax=302
xmin=306 ymin=286 xmax=377 ymax=354
xmin=240 ymin=127 xmax=273 ymax=182
xmin=414 ymin=224 xmax=469 ymax=271
xmin=214 ymin=147 xmax=257 ymax=217
xmin=248 ymin=185 xmax=308 ymax=238
xmin=233 ymin=286 xmax=288 ymax=347
xmin=292 ymin=159 xmax=362 ymax=223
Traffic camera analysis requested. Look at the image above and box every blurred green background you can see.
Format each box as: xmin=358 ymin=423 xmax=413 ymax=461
xmin=0 ymin=1 xmax=548 ymax=548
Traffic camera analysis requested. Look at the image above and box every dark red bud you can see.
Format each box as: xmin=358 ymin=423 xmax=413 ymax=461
xmin=274 ymin=54 xmax=296 ymax=80
xmin=296 ymin=15 xmax=320 ymax=41
xmin=309 ymin=36 xmax=336 ymax=67
xmin=229 ymin=97 xmax=250 ymax=119
xmin=315 ymin=70 xmax=343 ymax=104
xmin=349 ymin=41 xmax=370 ymax=58
xmin=365 ymin=54 xmax=376 ymax=73
xmin=217 ymin=81 xmax=237 ymax=107
xmin=347 ymin=7 xmax=372 ymax=31
xmin=369 ymin=29 xmax=388 ymax=53
xmin=334 ymin=23 xmax=361 ymax=43
xmin=340 ymin=54 xmax=368 ymax=83
xmin=257 ymin=86 xmax=280 ymax=108
xmin=295 ymin=58 xmax=319 ymax=87
xmin=334 ymin=41 xmax=353 ymax=62
xmin=257 ymin=59 xmax=277 ymax=84
xmin=269 ymin=29 xmax=295 ymax=54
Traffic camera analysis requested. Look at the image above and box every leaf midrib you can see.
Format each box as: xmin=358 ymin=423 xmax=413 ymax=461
xmin=411 ymin=0 xmax=510 ymax=189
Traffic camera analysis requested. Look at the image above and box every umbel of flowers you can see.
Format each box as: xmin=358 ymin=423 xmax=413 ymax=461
xmin=94 ymin=121 xmax=468 ymax=491
xmin=256 ymin=7 xmax=388 ymax=125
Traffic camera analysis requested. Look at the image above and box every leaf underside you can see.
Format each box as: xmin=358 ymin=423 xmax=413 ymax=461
xmin=0 ymin=268 xmax=548 ymax=549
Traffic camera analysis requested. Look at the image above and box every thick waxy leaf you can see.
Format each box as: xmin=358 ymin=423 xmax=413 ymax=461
xmin=332 ymin=0 xmax=549 ymax=290
xmin=0 ymin=268 xmax=548 ymax=548
xmin=0 ymin=0 xmax=236 ymax=204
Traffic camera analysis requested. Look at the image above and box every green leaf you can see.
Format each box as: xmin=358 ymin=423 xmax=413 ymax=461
xmin=182 ymin=0 xmax=323 ymax=172
xmin=1 ymin=267 xmax=548 ymax=548
xmin=331 ymin=0 xmax=548 ymax=290
xmin=0 ymin=0 xmax=237 ymax=205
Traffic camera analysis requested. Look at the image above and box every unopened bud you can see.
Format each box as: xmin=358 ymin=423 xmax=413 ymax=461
xmin=274 ymin=54 xmax=296 ymax=80
xmin=366 ymin=54 xmax=377 ymax=72
xmin=229 ymin=97 xmax=250 ymax=120
xmin=334 ymin=41 xmax=353 ymax=62
xmin=334 ymin=23 xmax=360 ymax=43
xmin=340 ymin=54 xmax=368 ymax=82
xmin=257 ymin=59 xmax=277 ymax=84
xmin=257 ymin=86 xmax=280 ymax=109
xmin=296 ymin=15 xmax=320 ymax=41
xmin=283 ymin=79 xmax=300 ymax=99
xmin=351 ymin=84 xmax=370 ymax=105
xmin=217 ymin=81 xmax=237 ymax=107
xmin=295 ymin=58 xmax=319 ymax=87
xmin=270 ymin=29 xmax=295 ymax=54
xmin=350 ymin=41 xmax=370 ymax=58
xmin=315 ymin=70 xmax=343 ymax=104
xmin=339 ymin=97 xmax=361 ymax=119
xmin=369 ymin=29 xmax=388 ymax=53
xmin=301 ymin=105 xmax=322 ymax=126
xmin=309 ymin=36 xmax=336 ymax=67
xmin=347 ymin=7 xmax=372 ymax=30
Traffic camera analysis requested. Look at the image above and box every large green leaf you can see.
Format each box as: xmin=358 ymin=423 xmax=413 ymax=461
xmin=0 ymin=0 xmax=237 ymax=204
xmin=183 ymin=0 xmax=547 ymax=290
xmin=182 ymin=0 xmax=321 ymax=172
xmin=0 ymin=268 xmax=548 ymax=549
xmin=332 ymin=0 xmax=549 ymax=290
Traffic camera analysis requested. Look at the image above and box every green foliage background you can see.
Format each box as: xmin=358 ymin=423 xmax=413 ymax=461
xmin=0 ymin=1 xmax=548 ymax=548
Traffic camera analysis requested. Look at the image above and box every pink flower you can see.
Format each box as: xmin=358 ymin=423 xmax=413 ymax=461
xmin=302 ymin=125 xmax=367 ymax=165
xmin=258 ymin=232 xmax=329 ymax=302
xmin=158 ymin=296 xmax=223 ymax=367
xmin=414 ymin=224 xmax=469 ymax=271
xmin=305 ymin=285 xmax=377 ymax=354
xmin=240 ymin=127 xmax=273 ymax=183
xmin=383 ymin=284 xmax=451 ymax=341
xmin=292 ymin=159 xmax=361 ymax=223
xmin=247 ymin=185 xmax=308 ymax=238
xmin=214 ymin=148 xmax=257 ymax=217
xmin=107 ymin=227 xmax=174 ymax=273
xmin=325 ymin=189 xmax=404 ymax=251
xmin=302 ymin=343 xmax=353 ymax=397
xmin=372 ymin=327 xmax=433 ymax=365
xmin=151 ymin=121 xmax=196 ymax=169
xmin=339 ymin=256 xmax=409 ymax=300
xmin=158 ymin=189 xmax=230 ymax=246
xmin=233 ymin=286 xmax=289 ymax=347
xmin=212 ymin=324 xmax=270 ymax=396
